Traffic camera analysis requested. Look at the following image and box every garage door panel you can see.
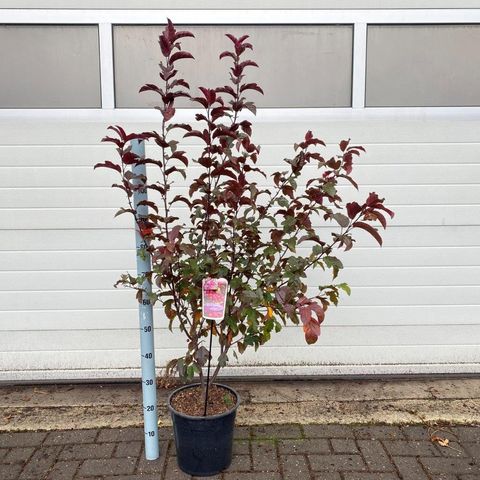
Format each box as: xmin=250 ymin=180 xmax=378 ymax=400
xmin=1 ymin=226 xmax=478 ymax=251
xmin=1 ymin=344 xmax=479 ymax=375
xmin=3 ymin=142 xmax=480 ymax=168
xmin=1 ymin=304 xmax=479 ymax=331
xmin=2 ymin=324 xmax=479 ymax=353
xmin=2 ymin=265 xmax=478 ymax=291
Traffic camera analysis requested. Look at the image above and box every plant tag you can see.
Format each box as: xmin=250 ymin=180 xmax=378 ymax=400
xmin=202 ymin=278 xmax=228 ymax=322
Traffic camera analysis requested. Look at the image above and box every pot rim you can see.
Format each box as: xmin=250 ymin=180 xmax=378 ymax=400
xmin=168 ymin=382 xmax=240 ymax=421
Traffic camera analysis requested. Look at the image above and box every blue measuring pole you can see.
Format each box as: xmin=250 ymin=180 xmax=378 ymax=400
xmin=131 ymin=139 xmax=159 ymax=460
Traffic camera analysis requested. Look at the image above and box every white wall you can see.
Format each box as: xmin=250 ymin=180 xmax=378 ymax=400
xmin=0 ymin=6 xmax=479 ymax=381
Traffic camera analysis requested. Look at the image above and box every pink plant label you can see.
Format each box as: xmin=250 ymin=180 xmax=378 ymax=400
xmin=202 ymin=278 xmax=228 ymax=321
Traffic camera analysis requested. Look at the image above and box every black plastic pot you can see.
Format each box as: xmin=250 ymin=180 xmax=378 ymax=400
xmin=168 ymin=383 xmax=240 ymax=476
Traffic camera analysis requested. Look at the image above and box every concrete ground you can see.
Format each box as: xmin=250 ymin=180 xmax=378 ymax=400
xmin=1 ymin=377 xmax=479 ymax=431
xmin=0 ymin=377 xmax=479 ymax=479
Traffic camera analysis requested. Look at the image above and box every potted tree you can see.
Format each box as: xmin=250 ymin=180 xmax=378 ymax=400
xmin=95 ymin=20 xmax=394 ymax=477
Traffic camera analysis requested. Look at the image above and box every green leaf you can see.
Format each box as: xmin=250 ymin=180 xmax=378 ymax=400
xmin=333 ymin=213 xmax=350 ymax=228
xmin=283 ymin=216 xmax=296 ymax=230
xmin=324 ymin=255 xmax=343 ymax=279
xmin=324 ymin=256 xmax=343 ymax=270
xmin=337 ymin=282 xmax=351 ymax=296
xmin=323 ymin=182 xmax=337 ymax=197
xmin=285 ymin=237 xmax=296 ymax=252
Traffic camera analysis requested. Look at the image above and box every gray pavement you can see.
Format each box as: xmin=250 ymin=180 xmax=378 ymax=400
xmin=1 ymin=424 xmax=479 ymax=479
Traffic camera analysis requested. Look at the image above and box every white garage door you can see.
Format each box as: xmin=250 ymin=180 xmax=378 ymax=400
xmin=1 ymin=6 xmax=479 ymax=381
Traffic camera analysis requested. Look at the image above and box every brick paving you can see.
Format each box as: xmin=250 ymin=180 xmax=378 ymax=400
xmin=0 ymin=424 xmax=479 ymax=479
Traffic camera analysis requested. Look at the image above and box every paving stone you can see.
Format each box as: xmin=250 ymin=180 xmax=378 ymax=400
xmin=96 ymin=427 xmax=144 ymax=443
xmin=278 ymin=438 xmax=330 ymax=455
xmin=420 ymin=456 xmax=480 ymax=475
xmin=382 ymin=439 xmax=440 ymax=457
xmin=224 ymin=473 xmax=281 ymax=480
xmin=233 ymin=439 xmax=250 ymax=455
xmin=163 ymin=456 xmax=191 ymax=479
xmin=44 ymin=430 xmax=97 ymax=445
xmin=59 ymin=442 xmax=115 ymax=460
xmin=2 ymin=447 xmax=35 ymax=463
xmin=343 ymin=474 xmax=400 ymax=480
xmin=19 ymin=445 xmax=63 ymax=479
xmin=228 ymin=454 xmax=251 ymax=471
xmin=158 ymin=427 xmax=174 ymax=440
xmin=357 ymin=440 xmax=395 ymax=472
xmin=135 ymin=442 xmax=167 ymax=474
xmin=308 ymin=454 xmax=367 ymax=472
xmin=353 ymin=426 xmax=405 ymax=440
xmin=312 ymin=474 xmax=341 ymax=480
xmin=436 ymin=440 xmax=469 ymax=457
xmin=0 ymin=432 xmax=47 ymax=448
xmin=464 ymin=441 xmax=480 ymax=461
xmin=46 ymin=460 xmax=80 ymax=480
xmin=191 ymin=476 xmax=222 ymax=480
xmin=77 ymin=457 xmax=137 ymax=476
xmin=1 ymin=463 xmax=23 ymax=480
xmin=453 ymin=426 xmax=480 ymax=443
xmin=251 ymin=424 xmax=302 ymax=439
xmin=114 ymin=440 xmax=142 ymax=458
xmin=331 ymin=438 xmax=358 ymax=454
xmin=426 ymin=475 xmax=461 ymax=480
xmin=251 ymin=440 xmax=278 ymax=471
xmin=105 ymin=476 xmax=160 ymax=480
xmin=402 ymin=425 xmax=431 ymax=440
xmin=281 ymin=454 xmax=312 ymax=480
xmin=303 ymin=424 xmax=354 ymax=438
xmin=234 ymin=426 xmax=251 ymax=439
xmin=392 ymin=456 xmax=430 ymax=480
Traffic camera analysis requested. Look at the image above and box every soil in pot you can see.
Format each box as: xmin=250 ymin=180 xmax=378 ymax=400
xmin=170 ymin=384 xmax=236 ymax=416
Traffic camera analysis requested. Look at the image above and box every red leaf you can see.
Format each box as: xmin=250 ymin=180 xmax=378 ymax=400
xmin=340 ymin=139 xmax=350 ymax=152
xmin=101 ymin=136 xmax=123 ymax=148
xmin=159 ymin=35 xmax=171 ymax=57
xmin=168 ymin=225 xmax=181 ymax=243
xmin=174 ymin=30 xmax=195 ymax=40
xmin=366 ymin=192 xmax=381 ymax=207
xmin=219 ymin=51 xmax=236 ymax=60
xmin=270 ymin=229 xmax=283 ymax=244
xmin=121 ymin=151 xmax=137 ymax=165
xmin=198 ymin=87 xmax=216 ymax=106
xmin=225 ymin=33 xmax=240 ymax=46
xmin=170 ymin=51 xmax=194 ymax=63
xmin=375 ymin=203 xmax=395 ymax=219
xmin=162 ymin=104 xmax=175 ymax=121
xmin=239 ymin=60 xmax=258 ymax=69
xmin=240 ymin=83 xmax=264 ymax=95
xmin=346 ymin=202 xmax=362 ymax=220
xmin=108 ymin=125 xmax=127 ymax=140
xmin=372 ymin=210 xmax=387 ymax=229
xmin=139 ymin=83 xmax=162 ymax=94
xmin=137 ymin=200 xmax=159 ymax=214
xmin=93 ymin=161 xmax=121 ymax=173
xmin=138 ymin=220 xmax=154 ymax=237
xmin=352 ymin=221 xmax=383 ymax=246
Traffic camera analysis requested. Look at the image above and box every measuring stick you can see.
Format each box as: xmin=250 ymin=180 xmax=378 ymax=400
xmin=131 ymin=139 xmax=159 ymax=460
